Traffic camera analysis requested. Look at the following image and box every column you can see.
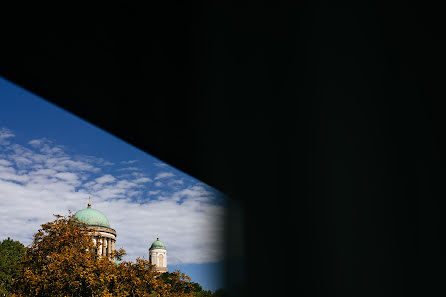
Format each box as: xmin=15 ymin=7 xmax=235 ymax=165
xmin=107 ymin=238 xmax=111 ymax=257
xmin=98 ymin=238 xmax=103 ymax=256
xmin=104 ymin=237 xmax=108 ymax=257
xmin=93 ymin=236 xmax=97 ymax=255
xmin=102 ymin=238 xmax=106 ymax=256
xmin=163 ymin=253 xmax=166 ymax=267
xmin=105 ymin=238 xmax=108 ymax=257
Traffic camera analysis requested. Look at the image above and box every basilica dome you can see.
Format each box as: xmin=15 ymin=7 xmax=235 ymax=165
xmin=73 ymin=203 xmax=111 ymax=228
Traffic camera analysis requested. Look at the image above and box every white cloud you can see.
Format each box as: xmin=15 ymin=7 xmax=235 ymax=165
xmin=154 ymin=172 xmax=175 ymax=180
xmin=121 ymin=160 xmax=138 ymax=164
xmin=28 ymin=139 xmax=43 ymax=146
xmin=0 ymin=128 xmax=15 ymax=144
xmin=134 ymin=177 xmax=152 ymax=183
xmin=95 ymin=174 xmax=116 ymax=184
xmin=27 ymin=138 xmax=64 ymax=155
xmin=77 ymin=155 xmax=114 ymax=167
xmin=0 ymin=159 xmax=13 ymax=166
xmin=0 ymin=129 xmax=224 ymax=265
xmin=107 ymin=189 xmax=225 ymax=264
xmin=11 ymin=156 xmax=33 ymax=166
xmin=54 ymin=172 xmax=80 ymax=185
xmin=0 ymin=165 xmax=29 ymax=183
xmin=168 ymin=179 xmax=184 ymax=187
xmin=117 ymin=167 xmax=140 ymax=171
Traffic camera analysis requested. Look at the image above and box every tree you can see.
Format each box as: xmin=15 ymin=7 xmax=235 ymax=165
xmin=12 ymin=214 xmax=195 ymax=297
xmin=13 ymin=214 xmax=108 ymax=296
xmin=0 ymin=238 xmax=25 ymax=296
xmin=193 ymin=291 xmax=214 ymax=297
xmin=161 ymin=272 xmax=198 ymax=295
xmin=212 ymin=289 xmax=230 ymax=297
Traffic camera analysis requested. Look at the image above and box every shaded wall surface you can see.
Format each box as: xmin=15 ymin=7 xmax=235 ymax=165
xmin=1 ymin=2 xmax=444 ymax=296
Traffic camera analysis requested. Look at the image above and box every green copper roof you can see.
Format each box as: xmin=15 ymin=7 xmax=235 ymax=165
xmin=73 ymin=205 xmax=111 ymax=228
xmin=149 ymin=238 xmax=166 ymax=250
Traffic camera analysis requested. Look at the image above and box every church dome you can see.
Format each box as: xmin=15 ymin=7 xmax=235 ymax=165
xmin=150 ymin=238 xmax=166 ymax=250
xmin=73 ymin=203 xmax=111 ymax=228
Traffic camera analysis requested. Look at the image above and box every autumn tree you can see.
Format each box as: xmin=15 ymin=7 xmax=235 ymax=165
xmin=0 ymin=237 xmax=25 ymax=296
xmin=12 ymin=214 xmax=195 ymax=297
xmin=13 ymin=214 xmax=109 ymax=296
xmin=112 ymin=259 xmax=195 ymax=297
xmin=161 ymin=272 xmax=200 ymax=295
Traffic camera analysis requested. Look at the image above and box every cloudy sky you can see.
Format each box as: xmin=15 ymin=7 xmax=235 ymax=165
xmin=0 ymin=77 xmax=225 ymax=290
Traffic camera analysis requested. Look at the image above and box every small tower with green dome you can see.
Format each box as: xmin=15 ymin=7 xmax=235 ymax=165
xmin=149 ymin=237 xmax=168 ymax=273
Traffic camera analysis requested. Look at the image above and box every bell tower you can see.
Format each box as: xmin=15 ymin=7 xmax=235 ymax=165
xmin=149 ymin=237 xmax=168 ymax=273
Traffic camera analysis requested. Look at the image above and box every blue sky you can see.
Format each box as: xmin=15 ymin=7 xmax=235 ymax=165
xmin=0 ymin=77 xmax=225 ymax=291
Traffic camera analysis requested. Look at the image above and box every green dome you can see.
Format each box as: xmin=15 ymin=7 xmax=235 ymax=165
xmin=150 ymin=238 xmax=166 ymax=250
xmin=73 ymin=205 xmax=111 ymax=228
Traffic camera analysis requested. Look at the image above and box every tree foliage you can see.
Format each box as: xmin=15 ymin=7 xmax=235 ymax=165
xmin=0 ymin=237 xmax=25 ymax=296
xmin=10 ymin=214 xmax=195 ymax=297
xmin=161 ymin=272 xmax=200 ymax=294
